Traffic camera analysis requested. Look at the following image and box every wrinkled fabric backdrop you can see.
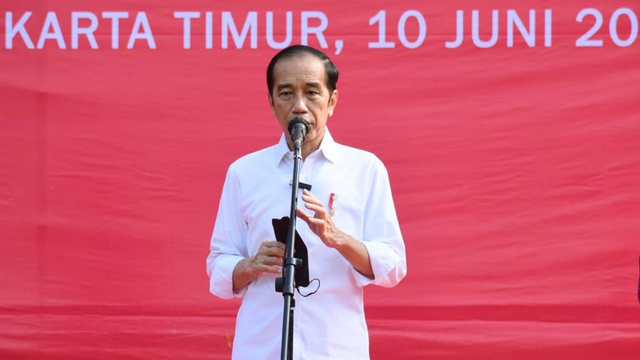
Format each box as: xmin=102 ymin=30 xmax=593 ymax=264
xmin=1 ymin=1 xmax=639 ymax=359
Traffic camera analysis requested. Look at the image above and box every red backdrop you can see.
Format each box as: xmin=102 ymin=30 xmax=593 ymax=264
xmin=1 ymin=0 xmax=640 ymax=359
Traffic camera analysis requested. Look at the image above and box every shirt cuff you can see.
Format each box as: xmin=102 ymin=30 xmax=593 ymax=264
xmin=209 ymin=254 xmax=246 ymax=299
xmin=352 ymin=241 xmax=405 ymax=288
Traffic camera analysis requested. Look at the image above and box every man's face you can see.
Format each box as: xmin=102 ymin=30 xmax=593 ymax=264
xmin=268 ymin=53 xmax=338 ymax=151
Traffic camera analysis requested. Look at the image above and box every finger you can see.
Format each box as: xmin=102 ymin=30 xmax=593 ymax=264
xmin=256 ymin=254 xmax=283 ymax=267
xmin=256 ymin=264 xmax=282 ymax=274
xmin=296 ymin=208 xmax=312 ymax=223
xmin=307 ymin=217 xmax=328 ymax=228
xmin=301 ymin=191 xmax=323 ymax=207
xmin=249 ymin=255 xmax=282 ymax=275
xmin=260 ymin=241 xmax=286 ymax=256
xmin=261 ymin=240 xmax=282 ymax=248
xmin=304 ymin=202 xmax=327 ymax=216
xmin=259 ymin=247 xmax=283 ymax=258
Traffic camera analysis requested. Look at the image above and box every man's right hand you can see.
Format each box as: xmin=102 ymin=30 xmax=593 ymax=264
xmin=232 ymin=241 xmax=285 ymax=293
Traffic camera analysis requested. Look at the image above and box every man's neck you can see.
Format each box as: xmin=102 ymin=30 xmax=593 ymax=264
xmin=286 ymin=133 xmax=324 ymax=161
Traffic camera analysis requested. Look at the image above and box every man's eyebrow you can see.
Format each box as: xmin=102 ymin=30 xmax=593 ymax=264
xmin=276 ymin=84 xmax=292 ymax=92
xmin=276 ymin=82 xmax=322 ymax=92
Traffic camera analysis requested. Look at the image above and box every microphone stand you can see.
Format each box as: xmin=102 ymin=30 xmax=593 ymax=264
xmin=276 ymin=140 xmax=303 ymax=360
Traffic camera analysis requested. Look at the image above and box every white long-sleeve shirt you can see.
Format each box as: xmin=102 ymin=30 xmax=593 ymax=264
xmin=207 ymin=129 xmax=407 ymax=360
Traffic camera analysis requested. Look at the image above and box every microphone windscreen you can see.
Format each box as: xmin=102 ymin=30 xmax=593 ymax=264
xmin=288 ymin=117 xmax=310 ymax=134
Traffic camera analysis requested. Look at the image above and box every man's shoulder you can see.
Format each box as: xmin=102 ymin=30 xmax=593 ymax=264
xmin=333 ymin=141 xmax=385 ymax=167
xmin=228 ymin=144 xmax=279 ymax=173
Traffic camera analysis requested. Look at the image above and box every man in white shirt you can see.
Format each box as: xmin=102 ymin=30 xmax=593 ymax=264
xmin=207 ymin=45 xmax=407 ymax=360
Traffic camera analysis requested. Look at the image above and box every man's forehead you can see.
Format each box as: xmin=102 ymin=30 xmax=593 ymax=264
xmin=273 ymin=54 xmax=324 ymax=76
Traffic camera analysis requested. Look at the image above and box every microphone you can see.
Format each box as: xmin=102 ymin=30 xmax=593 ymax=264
xmin=288 ymin=117 xmax=310 ymax=150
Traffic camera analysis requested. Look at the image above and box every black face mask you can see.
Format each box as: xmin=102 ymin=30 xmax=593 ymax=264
xmin=272 ymin=216 xmax=310 ymax=288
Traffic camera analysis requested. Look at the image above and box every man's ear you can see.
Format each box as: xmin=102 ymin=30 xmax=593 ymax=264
xmin=268 ymin=93 xmax=275 ymax=115
xmin=328 ymin=90 xmax=338 ymax=117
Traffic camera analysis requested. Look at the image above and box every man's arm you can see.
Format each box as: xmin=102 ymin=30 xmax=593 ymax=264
xmin=296 ymin=189 xmax=374 ymax=279
xmin=231 ymin=241 xmax=286 ymax=292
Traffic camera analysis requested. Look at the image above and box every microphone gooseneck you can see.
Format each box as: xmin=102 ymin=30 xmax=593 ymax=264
xmin=288 ymin=117 xmax=310 ymax=150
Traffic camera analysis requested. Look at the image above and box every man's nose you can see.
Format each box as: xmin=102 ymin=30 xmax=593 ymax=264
xmin=292 ymin=95 xmax=308 ymax=113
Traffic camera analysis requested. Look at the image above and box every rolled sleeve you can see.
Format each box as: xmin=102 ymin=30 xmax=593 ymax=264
xmin=355 ymin=240 xmax=406 ymax=287
xmin=353 ymin=157 xmax=407 ymax=288
xmin=207 ymin=253 xmax=246 ymax=299
xmin=206 ymin=166 xmax=249 ymax=299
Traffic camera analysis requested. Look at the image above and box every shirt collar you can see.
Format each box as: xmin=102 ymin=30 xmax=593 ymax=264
xmin=274 ymin=127 xmax=338 ymax=166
